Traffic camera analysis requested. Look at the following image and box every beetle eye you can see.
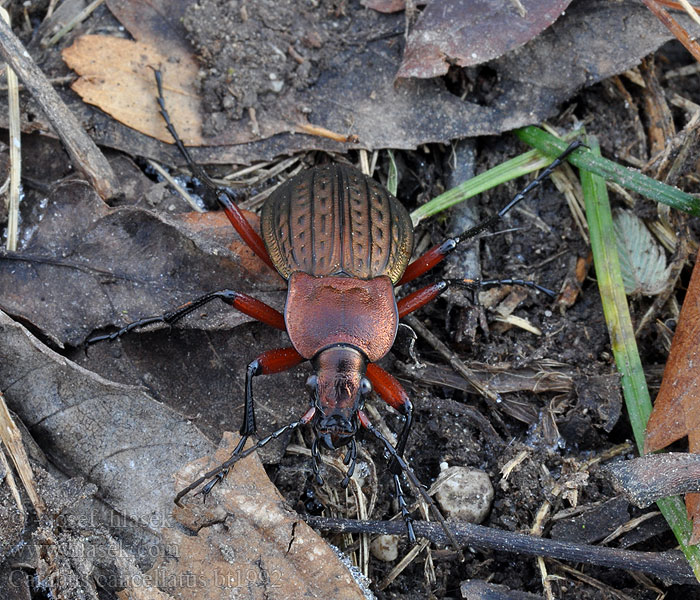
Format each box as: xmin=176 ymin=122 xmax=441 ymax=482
xmin=306 ymin=375 xmax=318 ymax=391
xmin=360 ymin=377 xmax=372 ymax=395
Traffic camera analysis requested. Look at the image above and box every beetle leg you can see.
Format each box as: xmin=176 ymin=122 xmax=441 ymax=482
xmin=175 ymin=408 xmax=315 ymax=505
xmin=341 ymin=438 xmax=357 ymax=487
xmin=311 ymin=437 xmax=324 ymax=485
xmin=87 ymin=289 xmax=286 ymax=344
xmin=397 ymin=281 xmax=448 ymax=319
xmin=397 ymin=141 xmax=584 ymax=286
xmin=241 ymin=347 xmax=305 ymax=438
xmin=174 ymin=351 xmax=310 ymax=504
xmin=154 ymin=70 xmax=275 ymax=271
xmin=395 ymin=275 xmax=554 ymax=322
xmin=358 ymin=410 xmax=463 ymax=553
xmin=365 ymin=363 xmax=413 ymax=474
xmin=393 ymin=473 xmax=416 ymax=544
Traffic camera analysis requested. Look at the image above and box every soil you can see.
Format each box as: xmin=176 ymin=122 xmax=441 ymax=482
xmin=1 ymin=2 xmax=700 ymax=600
xmin=182 ymin=0 xmax=332 ymax=134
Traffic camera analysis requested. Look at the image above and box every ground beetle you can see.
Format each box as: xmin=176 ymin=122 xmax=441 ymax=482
xmin=89 ymin=71 xmax=582 ymax=547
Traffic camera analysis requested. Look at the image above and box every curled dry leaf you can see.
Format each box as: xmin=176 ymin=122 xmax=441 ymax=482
xmin=0 ymin=312 xmax=367 ymax=598
xmin=645 ymin=248 xmax=700 ymax=543
xmin=397 ymin=0 xmax=573 ymax=79
xmin=45 ymin=0 xmax=700 ymax=161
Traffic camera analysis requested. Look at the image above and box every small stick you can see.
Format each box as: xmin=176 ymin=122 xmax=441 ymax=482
xmin=642 ymin=0 xmax=700 ymax=63
xmin=42 ymin=0 xmax=107 ymax=47
xmin=0 ymin=8 xmax=20 ymax=251
xmin=146 ymin=159 xmax=204 ymax=213
xmin=0 ymin=16 xmax=118 ymax=199
xmin=605 ymin=453 xmax=700 ymax=508
xmin=296 ymin=122 xmax=359 ymax=144
xmin=304 ymin=516 xmax=698 ymax=585
xmin=0 ymin=391 xmax=44 ymax=515
xmin=404 ymin=314 xmax=499 ymax=403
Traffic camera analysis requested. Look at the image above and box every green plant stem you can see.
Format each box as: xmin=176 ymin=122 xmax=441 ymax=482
xmin=580 ymin=136 xmax=700 ymax=581
xmin=516 ymin=125 xmax=700 ymax=216
xmin=410 ymin=143 xmax=571 ymax=226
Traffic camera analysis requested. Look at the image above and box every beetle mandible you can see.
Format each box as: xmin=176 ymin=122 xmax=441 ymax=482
xmin=90 ymin=71 xmax=582 ymax=545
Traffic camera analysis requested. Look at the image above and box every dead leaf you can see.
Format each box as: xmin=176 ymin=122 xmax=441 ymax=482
xmin=39 ymin=0 xmax=700 ymax=162
xmin=0 ymin=312 xmax=367 ymax=598
xmin=0 ymin=180 xmax=285 ymax=347
xmin=361 ymin=0 xmax=408 ymax=13
xmin=645 ymin=247 xmax=700 ymax=543
xmin=397 ymin=0 xmax=573 ymax=79
xmin=0 ymin=309 xmax=211 ymax=525
xmin=105 ymin=0 xmax=192 ymax=56
xmin=132 ymin=433 xmax=369 ymax=600
xmin=62 ymin=35 xmax=203 ymax=145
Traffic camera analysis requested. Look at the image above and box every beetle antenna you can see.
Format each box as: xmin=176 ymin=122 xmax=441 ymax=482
xmin=453 ymin=140 xmax=585 ymax=246
xmin=362 ymin=419 xmax=463 ymax=555
xmin=153 ymin=69 xmax=275 ymax=269
xmin=174 ymin=419 xmax=304 ymax=505
xmin=445 ymin=277 xmax=556 ymax=297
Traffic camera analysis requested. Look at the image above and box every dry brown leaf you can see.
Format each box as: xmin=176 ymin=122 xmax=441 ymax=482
xmin=132 ymin=433 xmax=369 ymax=600
xmin=645 ymin=247 xmax=700 ymax=543
xmin=62 ymin=35 xmax=203 ymax=145
xmin=0 ymin=180 xmax=285 ymax=347
xmin=397 ymin=0 xmax=573 ymax=79
xmin=40 ymin=0 xmax=700 ymax=161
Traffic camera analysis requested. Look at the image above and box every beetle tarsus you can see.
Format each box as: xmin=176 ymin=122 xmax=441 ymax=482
xmin=399 ymin=140 xmax=585 ymax=288
xmin=174 ymin=419 xmax=305 ymax=505
xmin=360 ymin=412 xmax=462 ymax=554
xmin=393 ymin=473 xmax=416 ymax=544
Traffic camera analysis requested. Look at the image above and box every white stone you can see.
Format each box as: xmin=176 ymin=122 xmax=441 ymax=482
xmin=370 ymin=534 xmax=399 ymax=562
xmin=434 ymin=466 xmax=494 ymax=523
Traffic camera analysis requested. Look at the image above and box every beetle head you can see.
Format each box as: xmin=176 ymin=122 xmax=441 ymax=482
xmin=307 ymin=345 xmax=371 ymax=450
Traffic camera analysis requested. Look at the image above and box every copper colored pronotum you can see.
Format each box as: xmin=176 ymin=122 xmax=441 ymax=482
xmin=89 ymin=71 xmax=582 ymax=550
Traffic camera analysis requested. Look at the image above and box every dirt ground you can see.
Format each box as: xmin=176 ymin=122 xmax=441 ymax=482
xmin=2 ymin=1 xmax=700 ymax=600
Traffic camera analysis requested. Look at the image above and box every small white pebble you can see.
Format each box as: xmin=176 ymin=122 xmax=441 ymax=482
xmin=435 ymin=466 xmax=494 ymax=523
xmin=370 ymin=534 xmax=399 ymax=562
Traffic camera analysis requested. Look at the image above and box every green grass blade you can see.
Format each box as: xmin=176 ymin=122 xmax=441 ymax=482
xmin=580 ymin=136 xmax=700 ymax=580
xmin=517 ymin=126 xmax=700 ymax=216
xmin=410 ymin=145 xmax=568 ymax=226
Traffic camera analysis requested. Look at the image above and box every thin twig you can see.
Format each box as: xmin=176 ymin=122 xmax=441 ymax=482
xmin=0 ymin=7 xmax=20 ymax=251
xmin=147 ymin=159 xmax=204 ymax=213
xmin=43 ymin=0 xmax=106 ymax=47
xmin=0 ymin=17 xmax=117 ymax=199
xmin=642 ymin=0 xmax=700 ymax=63
xmin=677 ymin=0 xmax=700 ymax=25
xmin=0 ymin=391 xmax=44 ymax=515
xmin=304 ymin=516 xmax=698 ymax=584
